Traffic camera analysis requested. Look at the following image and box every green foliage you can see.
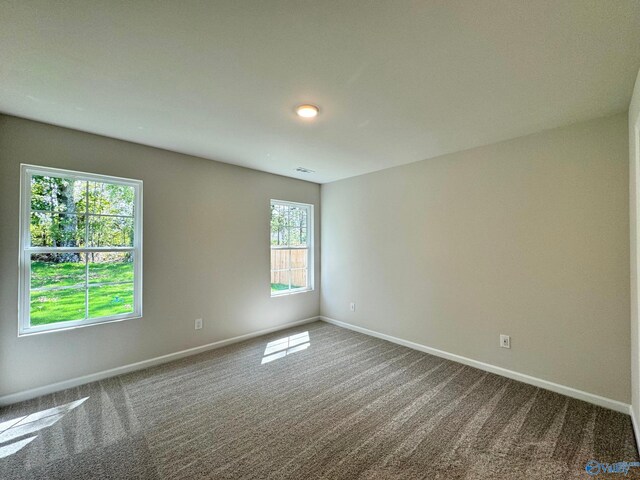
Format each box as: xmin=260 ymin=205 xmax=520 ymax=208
xmin=31 ymin=289 xmax=86 ymax=325
xmin=88 ymin=260 xmax=134 ymax=284
xmin=30 ymin=284 xmax=134 ymax=326
xmin=270 ymin=283 xmax=303 ymax=292
xmin=87 ymin=284 xmax=134 ymax=319
xmin=30 ymin=261 xmax=134 ymax=325
xmin=31 ymin=260 xmax=134 ymax=289
xmin=28 ymin=174 xmax=137 ymax=327
xmin=29 ymin=175 xmax=135 ymax=252
xmin=31 ymin=261 xmax=85 ymax=289
xmin=270 ymin=203 xmax=308 ymax=246
xmin=88 ymin=181 xmax=134 ymax=216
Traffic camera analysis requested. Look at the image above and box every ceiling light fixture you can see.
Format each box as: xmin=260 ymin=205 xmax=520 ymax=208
xmin=295 ymin=104 xmax=319 ymax=118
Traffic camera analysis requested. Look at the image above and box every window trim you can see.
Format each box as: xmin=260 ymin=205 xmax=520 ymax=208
xmin=18 ymin=164 xmax=143 ymax=336
xmin=270 ymin=199 xmax=314 ymax=297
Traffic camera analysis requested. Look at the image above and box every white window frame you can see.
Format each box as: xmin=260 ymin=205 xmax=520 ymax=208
xmin=18 ymin=164 xmax=143 ymax=335
xmin=270 ymin=199 xmax=314 ymax=297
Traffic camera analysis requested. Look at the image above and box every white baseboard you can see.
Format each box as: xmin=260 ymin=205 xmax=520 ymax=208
xmin=320 ymin=316 xmax=630 ymax=414
xmin=0 ymin=316 xmax=319 ymax=406
xmin=631 ymin=406 xmax=640 ymax=453
xmin=3 ymin=314 xmax=631 ymax=419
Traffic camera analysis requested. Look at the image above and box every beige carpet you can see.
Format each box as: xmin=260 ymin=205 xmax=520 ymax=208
xmin=0 ymin=321 xmax=637 ymax=479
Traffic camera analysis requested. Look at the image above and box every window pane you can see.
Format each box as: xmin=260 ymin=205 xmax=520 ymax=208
xmin=286 ymin=207 xmax=297 ymax=227
xmin=88 ymin=216 xmax=134 ymax=247
xmin=288 ymin=226 xmax=307 ymax=246
xmin=88 ymin=182 xmax=134 ymax=216
xmin=271 ymin=271 xmax=290 ymax=293
xmin=271 ymin=248 xmax=290 ymax=271
xmin=271 ymin=225 xmax=288 ymax=246
xmin=30 ymin=212 xmax=86 ymax=247
xmin=88 ymin=284 xmax=134 ymax=319
xmin=270 ymin=204 xmax=288 ymax=246
xmin=31 ymin=253 xmax=86 ymax=290
xmin=290 ymin=249 xmax=308 ymax=268
xmin=291 ymin=269 xmax=308 ymax=289
xmin=30 ymin=288 xmax=86 ymax=326
xmin=30 ymin=175 xmax=86 ymax=214
xmin=88 ymin=252 xmax=134 ymax=284
xmin=288 ymin=207 xmax=307 ymax=229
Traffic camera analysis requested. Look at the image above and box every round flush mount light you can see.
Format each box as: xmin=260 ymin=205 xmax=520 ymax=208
xmin=295 ymin=104 xmax=319 ymax=118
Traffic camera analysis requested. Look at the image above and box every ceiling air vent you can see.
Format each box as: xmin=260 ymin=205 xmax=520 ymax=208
xmin=295 ymin=167 xmax=315 ymax=174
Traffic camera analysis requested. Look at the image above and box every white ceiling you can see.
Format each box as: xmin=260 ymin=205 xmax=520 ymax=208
xmin=1 ymin=1 xmax=639 ymax=183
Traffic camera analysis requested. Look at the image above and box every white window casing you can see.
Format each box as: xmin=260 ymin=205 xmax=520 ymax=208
xmin=270 ymin=199 xmax=313 ymax=296
xmin=18 ymin=164 xmax=143 ymax=335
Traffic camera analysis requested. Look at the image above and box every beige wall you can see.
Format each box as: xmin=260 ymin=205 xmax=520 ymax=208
xmin=0 ymin=115 xmax=320 ymax=397
xmin=321 ymin=113 xmax=630 ymax=403
xmin=630 ymin=68 xmax=640 ymax=421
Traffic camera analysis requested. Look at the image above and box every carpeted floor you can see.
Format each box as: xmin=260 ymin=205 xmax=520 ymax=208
xmin=0 ymin=321 xmax=637 ymax=479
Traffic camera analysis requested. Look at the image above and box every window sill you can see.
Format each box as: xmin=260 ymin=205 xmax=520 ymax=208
xmin=271 ymin=288 xmax=314 ymax=298
xmin=18 ymin=314 xmax=143 ymax=337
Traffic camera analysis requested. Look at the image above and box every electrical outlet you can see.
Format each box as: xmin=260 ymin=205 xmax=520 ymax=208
xmin=195 ymin=318 xmax=203 ymax=330
xmin=500 ymin=334 xmax=510 ymax=349
xmin=350 ymin=302 xmax=356 ymax=312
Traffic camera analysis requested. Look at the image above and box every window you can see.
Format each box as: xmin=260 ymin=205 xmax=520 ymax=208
xmin=19 ymin=165 xmax=142 ymax=335
xmin=270 ymin=200 xmax=313 ymax=296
